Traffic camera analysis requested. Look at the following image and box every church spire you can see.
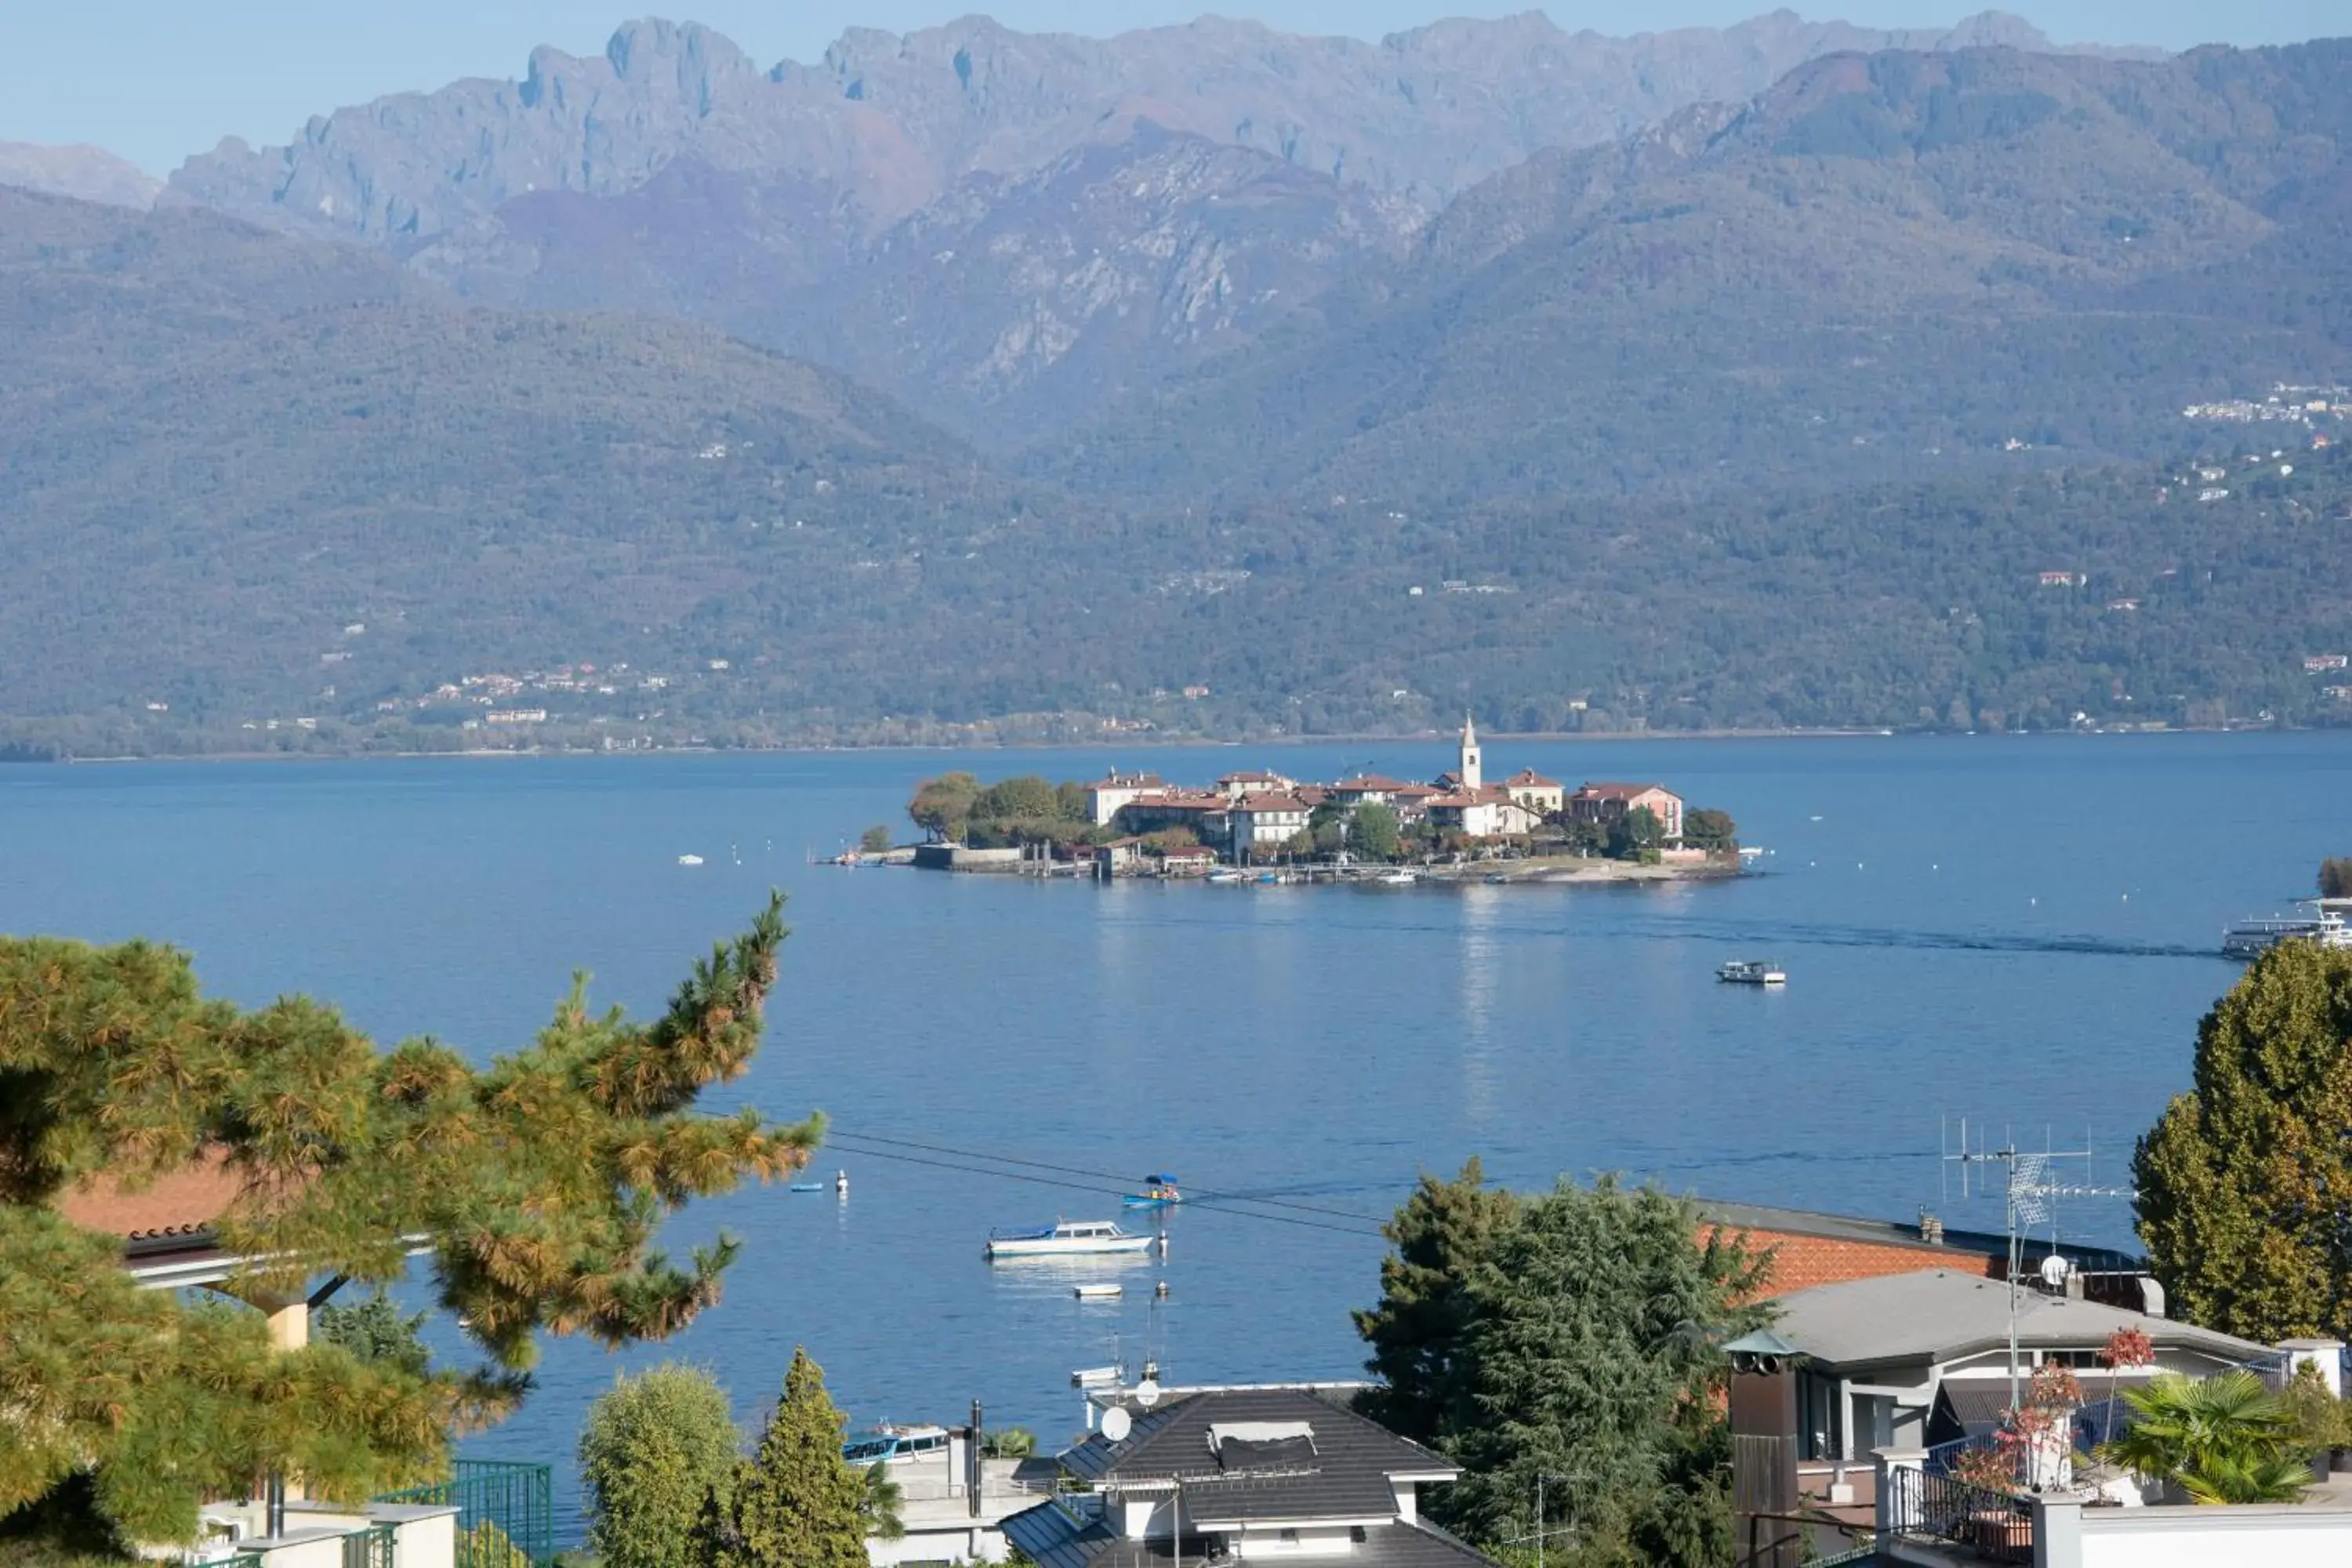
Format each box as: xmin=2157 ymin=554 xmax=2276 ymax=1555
xmin=1458 ymin=710 xmax=1483 ymax=791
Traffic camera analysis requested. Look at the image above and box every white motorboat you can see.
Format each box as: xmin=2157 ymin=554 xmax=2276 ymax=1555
xmin=1718 ymin=960 xmax=1787 ymax=985
xmin=843 ymin=1423 xmax=952 ymax=1467
xmin=2223 ymin=902 xmax=2352 ymax=960
xmin=985 ymin=1219 xmax=1156 ymax=1260
xmin=677 ymin=854 xmax=705 ymax=866
xmin=1073 ymin=1283 xmax=1124 ymax=1299
xmin=1375 ymin=869 xmax=1417 ymax=886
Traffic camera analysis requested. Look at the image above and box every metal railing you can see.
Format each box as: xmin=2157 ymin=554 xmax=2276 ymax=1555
xmin=1885 ymin=1466 xmax=2034 ymax=1564
xmin=341 ymin=1523 xmax=395 ymax=1568
xmin=376 ymin=1459 xmax=552 ymax=1566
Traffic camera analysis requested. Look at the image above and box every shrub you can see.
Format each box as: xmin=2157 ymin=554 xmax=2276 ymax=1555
xmin=579 ymin=1365 xmax=742 ymax=1568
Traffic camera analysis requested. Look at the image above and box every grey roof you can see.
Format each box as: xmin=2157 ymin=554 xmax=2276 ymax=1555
xmin=1000 ymin=1502 xmax=1497 ymax=1568
xmin=1059 ymin=1387 xmax=1457 ymax=1525
xmin=1694 ymin=1197 xmax=2140 ymax=1272
xmin=1770 ymin=1269 xmax=2270 ymax=1372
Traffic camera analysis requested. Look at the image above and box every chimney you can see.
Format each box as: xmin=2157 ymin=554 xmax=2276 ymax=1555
xmin=1918 ymin=1210 xmax=1945 ymax=1246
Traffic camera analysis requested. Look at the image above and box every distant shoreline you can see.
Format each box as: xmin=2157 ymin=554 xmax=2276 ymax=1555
xmin=24 ymin=724 xmax=2313 ymax=768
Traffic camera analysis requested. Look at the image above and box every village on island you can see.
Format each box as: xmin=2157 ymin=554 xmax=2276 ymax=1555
xmin=868 ymin=717 xmax=1744 ymax=882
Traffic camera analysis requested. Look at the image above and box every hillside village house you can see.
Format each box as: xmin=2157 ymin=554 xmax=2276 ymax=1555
xmin=1083 ymin=717 xmax=1664 ymax=861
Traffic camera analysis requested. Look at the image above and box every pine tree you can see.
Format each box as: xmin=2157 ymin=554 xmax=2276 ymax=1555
xmin=1352 ymin=1158 xmax=1519 ymax=1448
xmin=2135 ymin=944 xmax=2352 ymax=1341
xmin=719 ymin=1348 xmax=870 ymax=1568
xmin=0 ymin=894 xmax=820 ymax=1548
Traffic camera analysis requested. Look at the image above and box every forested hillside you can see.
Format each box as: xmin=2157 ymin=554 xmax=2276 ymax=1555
xmin=1046 ymin=40 xmax=2352 ymax=503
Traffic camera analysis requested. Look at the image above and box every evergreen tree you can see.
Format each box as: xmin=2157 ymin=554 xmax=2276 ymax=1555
xmin=580 ymin=1365 xmax=743 ymax=1568
xmin=314 ymin=1290 xmax=431 ymax=1378
xmin=1360 ymin=1172 xmax=1772 ymax=1567
xmin=717 ymin=1348 xmax=869 ymax=1568
xmin=0 ymin=895 xmax=820 ymax=1549
xmin=2135 ymin=944 xmax=2352 ymax=1341
xmin=1352 ymin=1159 xmax=1519 ymax=1447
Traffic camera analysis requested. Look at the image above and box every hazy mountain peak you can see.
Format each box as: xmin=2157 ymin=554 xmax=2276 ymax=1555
xmin=0 ymin=141 xmax=160 ymax=210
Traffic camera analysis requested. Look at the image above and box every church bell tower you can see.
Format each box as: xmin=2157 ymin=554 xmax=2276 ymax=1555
xmin=1458 ymin=712 xmax=1483 ymax=790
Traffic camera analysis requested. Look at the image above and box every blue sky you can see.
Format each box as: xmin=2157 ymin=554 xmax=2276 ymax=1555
xmin=2 ymin=3 xmax=2339 ymax=175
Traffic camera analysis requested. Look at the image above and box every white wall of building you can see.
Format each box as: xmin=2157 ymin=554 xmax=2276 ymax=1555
xmin=2077 ymin=1506 xmax=2352 ymax=1568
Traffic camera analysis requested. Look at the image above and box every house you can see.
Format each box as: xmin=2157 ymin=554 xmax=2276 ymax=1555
xmin=1229 ymin=792 xmax=1312 ymax=854
xmin=1765 ymin=1269 xmax=2268 ymax=1465
xmin=1000 ymin=1381 xmax=1496 ymax=1567
xmin=1084 ymin=771 xmax=1168 ymax=826
xmin=1325 ymin=775 xmax=1412 ymax=807
xmin=1424 ymin=787 xmax=1541 ymax=839
xmin=1497 ymin=768 xmax=1565 ymax=817
xmin=2303 ymin=654 xmax=2348 ymax=673
xmin=1216 ymin=770 xmax=1297 ymax=800
xmin=1159 ymin=846 xmax=1218 ymax=876
xmin=1566 ymin=782 xmax=1685 ymax=844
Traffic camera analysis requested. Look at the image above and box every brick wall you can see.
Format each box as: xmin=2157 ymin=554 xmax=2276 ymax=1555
xmin=1698 ymin=1223 xmax=2002 ymax=1299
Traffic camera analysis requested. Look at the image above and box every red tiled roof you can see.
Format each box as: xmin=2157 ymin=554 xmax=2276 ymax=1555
xmin=1234 ymin=793 xmax=1308 ymax=811
xmin=1218 ymin=771 xmax=1290 ymax=786
xmin=56 ymin=1149 xmax=248 ymax=1241
xmin=1162 ymin=846 xmax=1217 ymax=859
xmin=1389 ymin=784 xmax=1440 ymax=797
xmin=1574 ymin=782 xmax=1674 ymax=800
xmin=1505 ymin=769 xmax=1563 ymax=788
xmin=1329 ymin=775 xmax=1409 ymax=791
xmin=1091 ymin=772 xmax=1165 ymax=789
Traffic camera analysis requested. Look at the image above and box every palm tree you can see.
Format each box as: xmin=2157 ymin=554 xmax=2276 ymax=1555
xmin=2098 ymin=1370 xmax=2308 ymax=1504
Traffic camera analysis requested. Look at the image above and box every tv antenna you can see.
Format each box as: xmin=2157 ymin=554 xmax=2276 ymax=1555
xmin=1940 ymin=1116 xmax=2133 ymax=1408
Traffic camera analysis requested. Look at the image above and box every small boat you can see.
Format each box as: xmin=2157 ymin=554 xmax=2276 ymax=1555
xmin=985 ymin=1219 xmax=1156 ymax=1260
xmin=843 ymin=1423 xmax=952 ymax=1468
xmin=1073 ymin=1283 xmax=1123 ymax=1300
xmin=789 ymin=1181 xmax=826 ymax=1193
xmin=2223 ymin=902 xmax=2352 ymax=960
xmin=1376 ymin=869 xmax=1417 ymax=886
xmin=1207 ymin=869 xmax=1245 ymax=885
xmin=1122 ymin=1175 xmax=1182 ymax=1209
xmin=1718 ymin=960 xmax=1787 ymax=985
xmin=677 ymin=854 xmax=705 ymax=866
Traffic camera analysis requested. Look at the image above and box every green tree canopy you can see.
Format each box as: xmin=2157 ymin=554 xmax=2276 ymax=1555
xmin=699 ymin=1347 xmax=869 ymax=1568
xmin=0 ymin=896 xmax=819 ymax=1548
xmin=1356 ymin=1171 xmax=1771 ymax=1567
xmin=1352 ymin=1159 xmax=1519 ymax=1449
xmin=580 ymin=1365 xmax=744 ymax=1568
xmin=2133 ymin=945 xmax=2352 ymax=1341
xmin=1352 ymin=803 xmax=1403 ymax=862
xmin=1682 ymin=808 xmax=1737 ymax=851
xmin=1610 ymin=805 xmax=1665 ymax=858
xmin=970 ymin=775 xmax=1062 ymax=822
xmin=314 ymin=1289 xmax=431 ymax=1379
xmin=858 ymin=825 xmax=892 ymax=855
xmin=906 ymin=773 xmax=979 ymax=840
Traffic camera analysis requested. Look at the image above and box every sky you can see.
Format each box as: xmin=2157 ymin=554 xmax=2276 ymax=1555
xmin=1 ymin=2 xmax=2339 ymax=176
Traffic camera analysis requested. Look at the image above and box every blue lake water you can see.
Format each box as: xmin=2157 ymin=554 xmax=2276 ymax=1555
xmin=2 ymin=733 xmax=2343 ymax=1539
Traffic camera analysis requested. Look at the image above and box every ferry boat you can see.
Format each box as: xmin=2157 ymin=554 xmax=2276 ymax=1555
xmin=1718 ymin=960 xmax=1787 ymax=985
xmin=984 ymin=1219 xmax=1157 ymax=1260
xmin=2222 ymin=902 xmax=2352 ymax=960
xmin=843 ymin=1423 xmax=952 ymax=1467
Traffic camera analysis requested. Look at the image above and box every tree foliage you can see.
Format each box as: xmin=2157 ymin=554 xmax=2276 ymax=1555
xmin=1356 ymin=1169 xmax=1772 ymax=1566
xmin=313 ymin=1289 xmax=431 ymax=1379
xmin=0 ymin=895 xmax=819 ymax=1547
xmin=696 ymin=1348 xmax=869 ymax=1568
xmin=2097 ymin=1370 xmax=2307 ymax=1504
xmin=1352 ymin=1159 xmax=1520 ymax=1447
xmin=907 ymin=774 xmax=980 ymax=841
xmin=580 ymin=1365 xmax=743 ymax=1568
xmin=1352 ymin=803 xmax=1403 ymax=862
xmin=1682 ymin=809 xmax=1737 ymax=851
xmin=2133 ymin=945 xmax=2352 ymax=1341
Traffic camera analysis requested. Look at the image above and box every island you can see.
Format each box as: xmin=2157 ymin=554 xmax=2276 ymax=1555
xmin=881 ymin=717 xmax=1743 ymax=884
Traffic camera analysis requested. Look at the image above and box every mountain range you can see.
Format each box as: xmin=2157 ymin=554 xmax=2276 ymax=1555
xmin=1 ymin=10 xmax=2349 ymax=752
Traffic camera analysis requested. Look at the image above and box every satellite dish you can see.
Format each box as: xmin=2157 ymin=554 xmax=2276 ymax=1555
xmin=1101 ymin=1406 xmax=1134 ymax=1443
xmin=1134 ymin=1379 xmax=1161 ymax=1409
xmin=2039 ymin=1254 xmax=2071 ymax=1289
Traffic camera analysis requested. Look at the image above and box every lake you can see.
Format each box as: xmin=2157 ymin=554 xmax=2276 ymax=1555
xmin=2 ymin=732 xmax=2340 ymax=1539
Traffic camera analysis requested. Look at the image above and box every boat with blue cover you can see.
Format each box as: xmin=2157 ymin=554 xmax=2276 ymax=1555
xmin=1122 ymin=1174 xmax=1182 ymax=1209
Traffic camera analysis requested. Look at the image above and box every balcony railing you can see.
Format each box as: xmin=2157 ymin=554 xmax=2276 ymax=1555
xmin=1885 ymin=1466 xmax=2034 ymax=1564
xmin=376 ymin=1459 xmax=552 ymax=1566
